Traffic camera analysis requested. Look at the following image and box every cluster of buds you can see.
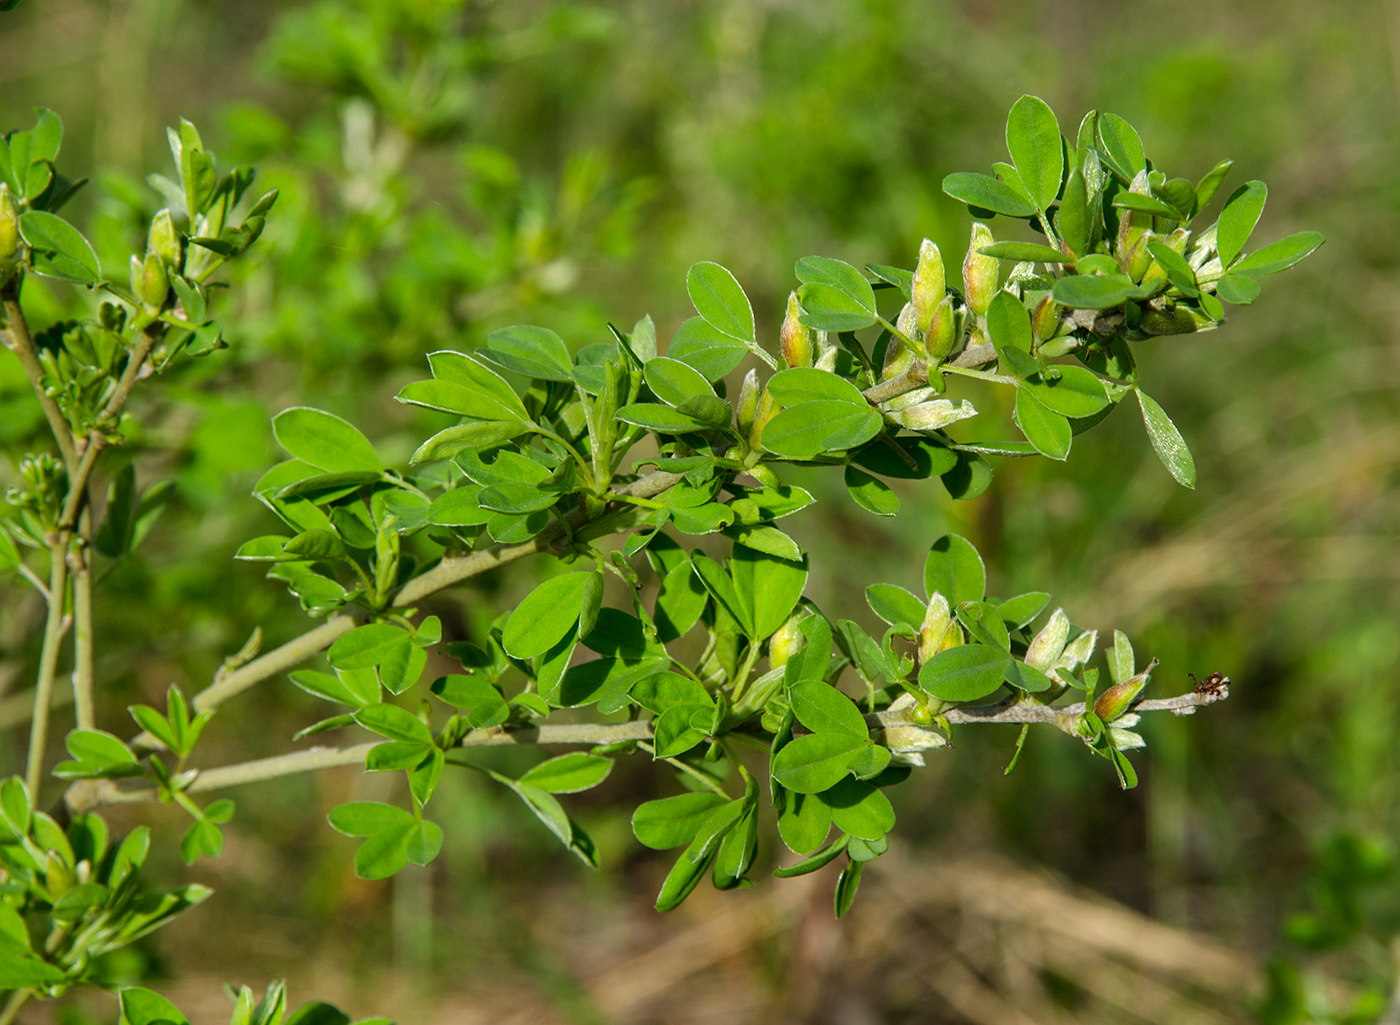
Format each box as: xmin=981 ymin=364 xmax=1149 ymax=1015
xmin=0 ymin=183 xmax=20 ymax=288
xmin=6 ymin=453 xmax=68 ymax=535
xmin=917 ymin=592 xmax=962 ymax=665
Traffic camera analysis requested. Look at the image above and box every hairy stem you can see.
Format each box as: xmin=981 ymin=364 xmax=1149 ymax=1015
xmin=2 ymin=287 xmax=78 ymax=470
xmin=26 ymin=546 xmax=70 ymax=796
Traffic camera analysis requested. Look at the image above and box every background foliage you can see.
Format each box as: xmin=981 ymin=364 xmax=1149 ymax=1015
xmin=0 ymin=0 xmax=1396 ymax=1021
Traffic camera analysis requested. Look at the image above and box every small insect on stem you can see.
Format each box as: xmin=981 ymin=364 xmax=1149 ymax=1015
xmin=1189 ymin=671 xmax=1230 ymax=698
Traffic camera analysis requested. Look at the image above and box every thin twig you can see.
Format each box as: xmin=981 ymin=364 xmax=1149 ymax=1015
xmin=0 ymin=988 xmax=32 ymax=1025
xmin=71 ymin=507 xmax=96 ymax=730
xmin=2 ymin=286 xmax=78 ymax=470
xmin=26 ymin=547 xmax=70 ymax=796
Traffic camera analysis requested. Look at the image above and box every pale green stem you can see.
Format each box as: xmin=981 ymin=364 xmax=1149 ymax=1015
xmin=0 ymin=988 xmax=32 ymax=1025
xmin=26 ymin=546 xmax=70 ymax=797
xmin=2 ymin=287 xmax=78 ymax=470
xmin=71 ymin=530 xmax=96 ymax=731
xmin=942 ymin=364 xmax=1019 ymax=387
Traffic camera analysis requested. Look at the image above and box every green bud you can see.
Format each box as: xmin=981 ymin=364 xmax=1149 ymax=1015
xmin=736 ymin=369 xmax=760 ymax=438
xmin=779 ymin=291 xmax=812 ymax=368
xmin=925 ymin=296 xmax=957 ymax=360
xmin=882 ymin=305 xmax=918 ymax=380
xmin=1123 ymin=231 xmax=1155 ymax=284
xmin=962 ymin=222 xmax=999 ymax=316
xmin=1093 ymin=663 xmax=1154 ymax=722
xmin=893 ymin=398 xmax=978 ymax=432
xmin=769 ymin=613 xmax=806 ymax=669
xmin=146 ymin=209 xmax=181 ymax=271
xmin=131 ymin=253 xmax=169 ymax=313
xmin=1139 ymin=305 xmax=1200 ymax=336
xmin=748 ymin=387 xmax=780 ymax=450
xmin=1116 ymin=169 xmax=1152 ymax=262
xmin=814 ymin=340 xmax=838 ymax=372
xmin=0 ymin=184 xmax=18 ymax=286
xmin=1031 ymin=295 xmax=1061 ymax=342
xmin=1024 ymin=607 xmax=1069 ymax=671
xmin=911 ymin=238 xmax=945 ymax=334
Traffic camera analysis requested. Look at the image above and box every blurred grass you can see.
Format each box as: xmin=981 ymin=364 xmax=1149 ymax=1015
xmin=2 ymin=0 xmax=1399 ymax=1019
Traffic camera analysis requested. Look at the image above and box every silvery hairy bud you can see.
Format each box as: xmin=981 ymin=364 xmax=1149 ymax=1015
xmin=1093 ymin=660 xmax=1157 ymax=722
xmin=893 ymin=398 xmax=978 ymax=432
xmin=1123 ymin=231 xmax=1155 ymax=284
xmin=0 ymin=184 xmax=19 ymax=286
xmin=882 ymin=305 xmax=918 ymax=381
xmin=814 ymin=340 xmax=839 ymax=372
xmin=918 ymin=593 xmax=951 ymax=664
xmin=130 ymin=253 xmax=169 ymax=313
xmin=925 ymin=296 xmax=957 ymax=361
xmin=962 ymin=222 xmax=998 ymax=316
xmin=748 ymin=387 xmax=780 ymax=450
xmin=769 ymin=613 xmax=805 ymax=669
xmin=736 ymin=369 xmax=760 ymax=438
xmin=146 ymin=209 xmax=181 ymax=271
xmin=911 ymin=238 xmax=945 ymax=336
xmin=1116 ymin=169 xmax=1152 ymax=264
xmin=779 ymin=292 xmax=813 ymax=368
xmin=1025 ymin=607 xmax=1069 ymax=671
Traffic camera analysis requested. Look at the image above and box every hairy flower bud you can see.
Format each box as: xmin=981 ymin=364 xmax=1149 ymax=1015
xmin=893 ymin=398 xmax=978 ymax=432
xmin=0 ymin=184 xmax=18 ymax=258
xmin=1116 ymin=169 xmax=1152 ymax=263
xmin=814 ymin=340 xmax=839 ymax=372
xmin=882 ymin=305 xmax=918 ymax=381
xmin=146 ymin=209 xmax=181 ymax=271
xmin=962 ymin=222 xmax=998 ymax=316
xmin=131 ymin=253 xmax=169 ymax=313
xmin=748 ymin=386 xmax=780 ymax=450
xmin=1093 ymin=661 xmax=1155 ymax=722
xmin=736 ymin=368 xmax=760 ymax=438
xmin=1031 ymin=295 xmax=1060 ymax=342
xmin=769 ymin=613 xmax=806 ymax=669
xmin=1123 ymin=231 xmax=1155 ymax=284
xmin=779 ymin=291 xmax=812 ymax=368
xmin=1025 ymin=607 xmax=1069 ymax=671
xmin=911 ymin=238 xmax=945 ymax=335
xmin=925 ymin=296 xmax=957 ymax=361
xmin=918 ymin=593 xmax=951 ymax=664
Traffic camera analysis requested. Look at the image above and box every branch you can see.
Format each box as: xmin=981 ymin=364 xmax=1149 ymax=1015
xmin=859 ymin=342 xmax=1000 ymax=407
xmin=73 ymin=689 xmax=1226 ymax=810
xmin=26 ymin=548 xmax=70 ymax=795
xmin=1 ymin=286 xmax=78 ymax=470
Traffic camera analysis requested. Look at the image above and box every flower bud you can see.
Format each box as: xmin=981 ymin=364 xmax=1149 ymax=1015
xmin=1123 ymin=231 xmax=1155 ymax=283
xmin=1093 ymin=663 xmax=1153 ymax=722
xmin=0 ymin=184 xmax=19 ymax=259
xmin=146 ymin=209 xmax=181 ymax=271
xmin=911 ymin=238 xmax=945 ymax=334
xmin=918 ymin=593 xmax=951 ymax=664
xmin=1025 ymin=607 xmax=1069 ymax=671
xmin=748 ymin=386 xmax=780 ymax=450
xmin=779 ymin=291 xmax=812 ymax=369
xmin=1031 ymin=295 xmax=1060 ymax=342
xmin=1056 ymin=629 xmax=1097 ymax=672
xmin=882 ymin=305 xmax=918 ymax=381
xmin=1139 ymin=306 xmax=1200 ymax=336
xmin=1116 ymin=169 xmax=1151 ymax=262
xmin=769 ymin=613 xmax=806 ymax=669
xmin=962 ymin=222 xmax=999 ymax=316
xmin=893 ymin=398 xmax=978 ymax=432
xmin=925 ymin=296 xmax=957 ymax=361
xmin=736 ymin=368 xmax=759 ymax=437
xmin=814 ymin=340 xmax=838 ymax=372
xmin=130 ymin=253 xmax=169 ymax=313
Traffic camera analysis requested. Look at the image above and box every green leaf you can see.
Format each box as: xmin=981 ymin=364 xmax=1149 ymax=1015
xmin=615 ymin=402 xmax=720 ymax=435
xmin=644 ymin=357 xmax=715 ymax=406
xmin=1136 ymin=390 xmax=1196 ymax=489
xmin=1194 ymin=158 xmax=1233 ymax=213
xmin=919 ymin=644 xmax=1012 ymax=702
xmin=923 ymin=534 xmax=985 ymax=605
xmin=1111 ymin=192 xmax=1182 ymax=219
xmin=987 ymin=290 xmax=1033 ymax=356
xmin=941 ymin=171 xmax=1037 ymax=217
xmin=1022 ymin=367 xmax=1110 ymax=418
xmin=731 ymin=544 xmax=808 ymax=641
xmin=687 ymin=261 xmax=756 ymax=343
xmin=865 ymin=583 xmax=925 ymax=631
xmin=771 ymin=733 xmax=867 ymax=794
xmin=328 ymin=623 xmax=413 ymax=671
xmin=834 ymin=860 xmax=864 ymax=918
xmin=272 ymin=408 xmax=382 ymax=474
xmin=759 ymin=401 xmax=882 ymax=458
xmin=794 ymin=256 xmax=877 ymax=326
xmin=776 ymin=790 xmax=834 ymax=855
xmin=1058 ymin=167 xmax=1091 ymax=257
xmin=118 ymin=987 xmax=193 ymax=1025
xmin=353 ymin=703 xmax=432 ymax=745
xmin=476 ymin=481 xmax=566 ymax=514
xmin=64 ymin=728 xmax=138 ymax=767
xmin=654 ymin=561 xmax=708 ymax=642
xmin=19 ymin=210 xmax=101 ymax=282
xmin=690 ymin=552 xmax=750 ymax=635
xmin=1231 ymin=231 xmax=1324 ymax=277
xmin=519 ymin=753 xmax=613 ymax=794
xmin=774 ymin=833 xmax=848 ymax=875
xmin=789 ymin=682 xmax=868 ymax=739
xmin=411 ymin=422 xmax=528 ymax=464
xmin=652 ymin=703 xmax=712 ymax=757
xmin=843 ymin=466 xmax=900 ymax=516
xmin=426 ymin=486 xmax=491 ymax=527
xmin=501 ymin=572 xmax=593 ymax=658
xmin=979 ymin=240 xmax=1070 ymax=263
xmin=1006 ymin=95 xmax=1063 ymax=211
xmin=484 ymin=325 xmax=574 ymax=382
xmin=1145 ymin=239 xmax=1199 ymax=296
xmin=666 ymin=317 xmax=750 ymax=382
xmin=426 ymin=350 xmax=531 ymax=420
xmin=1003 ymin=660 xmax=1055 ymax=693
xmin=824 ymin=778 xmax=895 ymax=841
xmin=1095 ymin=112 xmax=1146 ymax=182
xmin=1051 ymin=274 xmax=1136 ymax=309
xmin=1217 ymin=180 xmax=1267 ymax=267
xmin=1014 ymin=387 xmax=1071 ymax=459
xmin=849 ymin=436 xmax=958 ymax=480
xmin=1109 ymin=629 xmax=1135 ymax=685
xmin=1215 ymin=273 xmax=1261 ymax=305
xmin=995 ymin=591 xmax=1051 ymax=628
xmin=632 ymin=792 xmax=729 ymax=849
xmin=767 ymin=367 xmax=868 ymax=407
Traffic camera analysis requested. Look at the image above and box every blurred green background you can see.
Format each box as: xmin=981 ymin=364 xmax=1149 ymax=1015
xmin=1 ymin=0 xmax=1397 ymax=1021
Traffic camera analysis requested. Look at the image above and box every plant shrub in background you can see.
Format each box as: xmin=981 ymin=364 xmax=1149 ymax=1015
xmin=0 ymin=93 xmax=1318 ymax=1023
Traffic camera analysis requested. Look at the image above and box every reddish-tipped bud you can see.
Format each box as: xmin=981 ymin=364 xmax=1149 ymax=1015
xmin=962 ymin=223 xmax=998 ymax=316
xmin=780 ymin=291 xmax=813 ymax=368
xmin=1093 ymin=660 xmax=1157 ymax=722
xmin=925 ymin=296 xmax=957 ymax=361
xmin=911 ymin=238 xmax=945 ymax=334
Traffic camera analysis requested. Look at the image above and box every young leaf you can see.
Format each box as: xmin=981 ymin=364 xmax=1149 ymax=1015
xmin=501 ymin=572 xmax=594 ymax=658
xmin=941 ymin=172 xmax=1037 ymax=217
xmin=1216 ymin=181 xmax=1267 ymax=267
xmin=1006 ymin=95 xmax=1063 ymax=212
xmin=1014 ymin=387 xmax=1072 ymax=460
xmin=519 ymin=753 xmax=613 ymax=794
xmin=19 ymin=210 xmax=101 ymax=283
xmin=770 ymin=733 xmax=867 ymax=794
xmin=1230 ymin=231 xmax=1324 ymax=277
xmin=484 ymin=325 xmax=574 ymax=382
xmin=918 ymin=644 xmax=1012 ymax=702
xmin=272 ymin=408 xmax=382 ymax=474
xmin=687 ymin=261 xmax=756 ymax=343
xmin=923 ymin=534 xmax=985 ymax=605
xmin=632 ymin=792 xmax=729 ymax=849
xmin=1094 ymin=113 xmax=1146 ymax=182
xmin=843 ymin=466 xmax=900 ymax=516
xmin=1136 ymin=390 xmax=1196 ymax=488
